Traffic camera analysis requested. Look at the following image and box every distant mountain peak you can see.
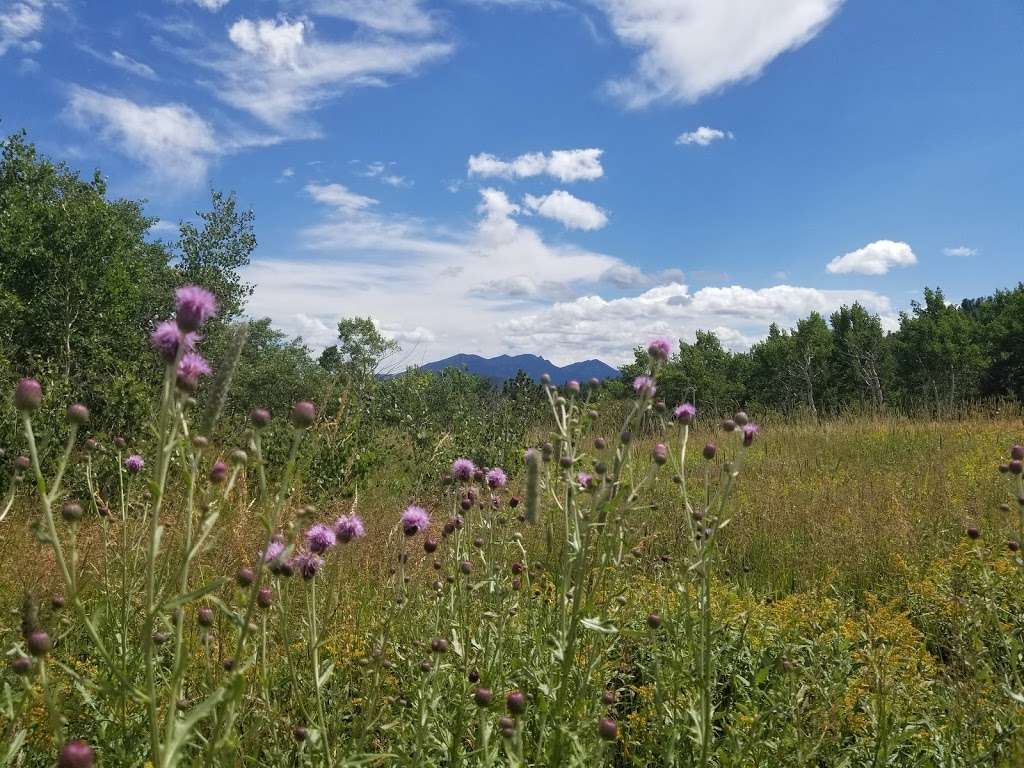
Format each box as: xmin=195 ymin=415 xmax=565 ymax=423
xmin=414 ymin=353 xmax=619 ymax=385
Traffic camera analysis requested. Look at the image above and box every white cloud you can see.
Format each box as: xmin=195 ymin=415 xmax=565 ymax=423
xmin=360 ymin=161 xmax=412 ymax=187
xmin=468 ymin=148 xmax=604 ymax=182
xmin=600 ymin=0 xmax=844 ymax=108
xmin=826 ymin=239 xmax=917 ymax=276
xmin=676 ymin=126 xmax=731 ymax=146
xmin=65 ymin=86 xmax=221 ymax=187
xmin=499 ymin=282 xmax=895 ymax=363
xmin=311 ymin=0 xmax=436 ymax=35
xmin=110 ymin=50 xmax=157 ymax=79
xmin=210 ymin=16 xmax=452 ymax=131
xmin=0 ymin=0 xmax=46 ymax=56
xmin=191 ymin=0 xmax=230 ymax=10
xmin=523 ymin=190 xmax=608 ymax=231
xmin=943 ymin=245 xmax=977 ymax=258
xmin=305 ymin=182 xmax=378 ymax=212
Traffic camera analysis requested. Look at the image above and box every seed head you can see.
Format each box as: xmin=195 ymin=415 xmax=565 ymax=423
xmin=51 ymin=595 xmax=65 ymax=610
xmin=1010 ymin=460 xmax=1023 ymax=475
xmin=15 ymin=455 xmax=30 ymax=470
xmin=431 ymin=637 xmax=449 ymax=653
xmin=460 ymin=560 xmax=472 ymax=575
xmin=424 ymin=537 xmax=438 ymax=554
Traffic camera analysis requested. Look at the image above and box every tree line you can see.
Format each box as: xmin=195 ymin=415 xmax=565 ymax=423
xmin=619 ymin=286 xmax=1024 ymax=418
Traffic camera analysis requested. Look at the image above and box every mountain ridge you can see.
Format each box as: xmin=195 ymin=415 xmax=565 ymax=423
xmin=413 ymin=353 xmax=620 ymax=385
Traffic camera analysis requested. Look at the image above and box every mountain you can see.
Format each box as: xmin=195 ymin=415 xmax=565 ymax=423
xmin=414 ymin=353 xmax=620 ymax=385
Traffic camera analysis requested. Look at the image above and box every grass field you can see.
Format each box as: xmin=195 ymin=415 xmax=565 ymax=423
xmin=3 ymin=395 xmax=1024 ymax=766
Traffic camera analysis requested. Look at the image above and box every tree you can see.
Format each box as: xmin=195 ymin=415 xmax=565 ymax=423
xmin=830 ymin=303 xmax=891 ymax=409
xmin=319 ymin=317 xmax=399 ymax=383
xmin=173 ymin=190 xmax=256 ymax=322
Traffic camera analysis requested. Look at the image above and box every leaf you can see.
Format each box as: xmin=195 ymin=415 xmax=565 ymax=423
xmin=161 ymin=578 xmax=228 ymax=614
xmin=164 ymin=686 xmax=227 ymax=767
xmin=580 ymin=617 xmax=618 ymax=634
xmin=318 ymin=662 xmax=335 ymax=689
xmin=1 ymin=731 xmax=26 ymax=767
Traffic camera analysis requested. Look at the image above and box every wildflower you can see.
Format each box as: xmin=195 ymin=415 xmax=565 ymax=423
xmin=262 ymin=535 xmax=285 ymax=563
xmin=506 ymin=690 xmax=527 ymax=715
xmin=67 ymin=403 xmax=89 ymax=426
xmin=209 ymin=460 xmax=228 ymax=484
xmin=291 ymin=400 xmax=316 ymax=429
xmin=702 ymin=442 xmax=716 ymax=460
xmin=174 ymin=285 xmax=218 ymax=332
xmin=13 ymin=378 xmax=42 ymax=412
xmin=334 ymin=514 xmax=366 ymax=543
xmin=633 ymin=376 xmax=656 ymax=397
xmin=177 ymin=352 xmax=212 ymax=390
xmin=452 ymin=457 xmax=476 ymax=482
xmin=598 ymin=718 xmax=618 ymax=741
xmin=305 ymin=523 xmax=337 ymax=554
xmin=150 ymin=320 xmax=196 ymax=362
xmin=485 ymin=467 xmax=508 ymax=489
xmin=741 ymin=422 xmax=760 ymax=446
xmin=124 ymin=454 xmax=144 ymax=474
xmin=250 ymin=407 xmax=271 ymax=428
xmin=401 ymin=505 xmax=430 ymax=536
xmin=647 ymin=338 xmax=671 ymax=361
xmin=294 ymin=551 xmax=323 ymax=580
xmin=577 ymin=472 xmax=593 ymax=490
xmin=567 ymin=380 xmax=580 ymax=394
xmin=653 ymin=444 xmax=668 ymax=465
xmin=673 ymin=402 xmax=696 ymax=425
xmin=27 ymin=629 xmax=51 ymax=657
xmin=57 ymin=740 xmax=94 ymax=768
xmin=257 ymin=586 xmax=273 ymax=608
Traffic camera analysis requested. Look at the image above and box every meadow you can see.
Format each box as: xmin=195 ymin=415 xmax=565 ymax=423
xmin=1 ymin=287 xmax=1022 ymax=768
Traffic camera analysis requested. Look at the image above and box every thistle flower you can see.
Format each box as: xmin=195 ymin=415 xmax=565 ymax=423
xmin=632 ymin=376 xmax=656 ymax=397
xmin=305 ymin=523 xmax=336 ymax=554
xmin=124 ymin=454 xmax=144 ymax=474
xmin=13 ymin=378 xmax=42 ymax=412
xmin=741 ymin=422 xmax=760 ymax=446
xmin=451 ymin=457 xmax=476 ymax=482
xmin=150 ymin=320 xmax=196 ymax=362
xmin=673 ymin=402 xmax=696 ymax=425
xmin=257 ymin=586 xmax=273 ymax=608
xmin=294 ymin=551 xmax=323 ymax=580
xmin=209 ymin=460 xmax=228 ymax=484
xmin=262 ymin=535 xmax=285 ymax=563
xmin=177 ymin=352 xmax=212 ymax=389
xmin=334 ymin=514 xmax=366 ymax=543
xmin=174 ymin=285 xmax=218 ymax=332
xmin=647 ymin=338 xmax=671 ymax=361
xmin=401 ymin=505 xmax=430 ymax=536
xmin=57 ymin=740 xmax=94 ymax=768
xmin=577 ymin=472 xmax=593 ymax=490
xmin=485 ymin=467 xmax=508 ymax=489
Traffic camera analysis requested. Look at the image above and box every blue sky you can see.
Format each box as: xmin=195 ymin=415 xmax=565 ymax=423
xmin=2 ymin=0 xmax=1022 ymax=365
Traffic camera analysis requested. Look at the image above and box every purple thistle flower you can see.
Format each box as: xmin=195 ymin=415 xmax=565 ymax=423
xmin=577 ymin=472 xmax=593 ymax=490
xmin=485 ymin=467 xmax=508 ymax=489
xmin=177 ymin=352 xmax=212 ymax=389
xmin=742 ymin=422 xmax=760 ymax=446
xmin=633 ymin=376 xmax=656 ymax=397
xmin=673 ymin=403 xmax=696 ymax=425
xmin=293 ymin=551 xmax=323 ymax=580
xmin=334 ymin=514 xmax=366 ymax=543
xmin=647 ymin=338 xmax=671 ymax=361
xmin=174 ymin=285 xmax=218 ymax=332
xmin=401 ymin=505 xmax=430 ymax=536
xmin=262 ymin=535 xmax=285 ymax=563
xmin=124 ymin=454 xmax=144 ymax=474
xmin=305 ymin=523 xmax=336 ymax=554
xmin=150 ymin=320 xmax=197 ymax=363
xmin=452 ymin=458 xmax=476 ymax=482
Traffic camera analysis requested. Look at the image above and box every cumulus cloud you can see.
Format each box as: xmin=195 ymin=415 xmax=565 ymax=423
xmin=209 ymin=16 xmax=452 ymax=131
xmin=191 ymin=0 xmax=230 ymax=9
xmin=523 ymin=190 xmax=608 ymax=230
xmin=826 ymin=240 xmax=917 ymax=275
xmin=0 ymin=0 xmax=46 ymax=56
xmin=65 ymin=86 xmax=221 ymax=187
xmin=467 ymin=148 xmax=604 ymax=182
xmin=306 ymin=182 xmax=378 ymax=212
xmin=499 ymin=282 xmax=895 ymax=363
xmin=676 ymin=126 xmax=731 ymax=146
xmin=600 ymin=0 xmax=844 ymax=108
xmin=943 ymin=245 xmax=977 ymax=258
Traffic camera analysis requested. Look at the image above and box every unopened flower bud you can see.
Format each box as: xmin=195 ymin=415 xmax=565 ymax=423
xmin=13 ymin=378 xmax=42 ymax=412
xmin=67 ymin=403 xmax=90 ymax=426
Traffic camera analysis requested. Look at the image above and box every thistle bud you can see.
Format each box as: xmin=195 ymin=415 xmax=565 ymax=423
xmin=61 ymin=501 xmax=83 ymax=522
xmin=13 ymin=378 xmax=42 ymax=412
xmin=702 ymin=442 xmax=716 ymax=460
xmin=57 ymin=740 xmax=94 ymax=768
xmin=236 ymin=568 xmax=255 ymax=587
xmin=653 ymin=443 xmax=668 ymax=465
xmin=257 ymin=586 xmax=273 ymax=609
xmin=209 ymin=461 xmax=228 ymax=484
xmin=27 ymin=629 xmax=51 ymax=657
xmin=67 ymin=403 xmax=90 ymax=426
xmin=598 ymin=718 xmax=618 ymax=741
xmin=567 ymin=380 xmax=580 ymax=394
xmin=290 ymin=400 xmax=316 ymax=429
xmin=250 ymin=408 xmax=272 ymax=428
xmin=474 ymin=687 xmax=492 ymax=707
xmin=646 ymin=612 xmax=661 ymax=629
xmin=506 ymin=690 xmax=526 ymax=715
xmin=197 ymin=606 xmax=214 ymax=627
